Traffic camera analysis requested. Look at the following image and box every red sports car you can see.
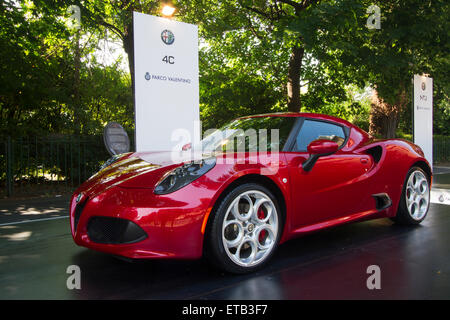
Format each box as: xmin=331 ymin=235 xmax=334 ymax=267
xmin=70 ymin=113 xmax=432 ymax=273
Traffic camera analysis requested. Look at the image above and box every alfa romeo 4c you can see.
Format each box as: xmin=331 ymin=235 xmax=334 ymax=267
xmin=70 ymin=113 xmax=431 ymax=273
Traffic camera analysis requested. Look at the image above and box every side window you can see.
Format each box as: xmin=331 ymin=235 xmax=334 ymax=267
xmin=295 ymin=120 xmax=346 ymax=151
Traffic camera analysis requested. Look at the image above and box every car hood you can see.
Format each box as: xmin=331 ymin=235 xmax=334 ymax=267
xmin=75 ymin=151 xmax=215 ymax=198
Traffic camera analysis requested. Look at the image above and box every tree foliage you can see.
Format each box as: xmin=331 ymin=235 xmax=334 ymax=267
xmin=284 ymin=0 xmax=449 ymax=137
xmin=0 ymin=0 xmax=448 ymax=139
xmin=0 ymin=0 xmax=133 ymax=136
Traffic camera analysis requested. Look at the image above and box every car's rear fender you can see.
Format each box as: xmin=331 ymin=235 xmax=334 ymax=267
xmin=356 ymin=139 xmax=431 ymax=218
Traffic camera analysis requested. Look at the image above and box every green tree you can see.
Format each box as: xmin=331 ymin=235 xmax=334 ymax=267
xmin=286 ymin=0 xmax=449 ymax=138
xmin=0 ymin=1 xmax=72 ymax=135
xmin=0 ymin=1 xmax=134 ymax=136
xmin=180 ymin=0 xmax=323 ymax=112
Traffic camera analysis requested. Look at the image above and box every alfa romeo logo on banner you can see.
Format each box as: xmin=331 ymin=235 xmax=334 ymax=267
xmin=161 ymin=29 xmax=175 ymax=45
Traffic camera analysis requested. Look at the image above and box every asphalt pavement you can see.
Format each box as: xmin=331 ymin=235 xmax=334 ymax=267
xmin=0 ymin=168 xmax=449 ymax=299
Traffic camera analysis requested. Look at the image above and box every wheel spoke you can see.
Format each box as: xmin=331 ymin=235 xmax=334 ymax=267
xmin=406 ymin=187 xmax=415 ymax=202
xmin=253 ymin=198 xmax=273 ymax=224
xmin=413 ymin=173 xmax=421 ymax=189
xmin=229 ymin=200 xmax=240 ymax=220
xmin=418 ymin=196 xmax=428 ymax=213
xmin=419 ymin=180 xmax=428 ymax=194
xmin=407 ymin=180 xmax=413 ymax=189
xmin=408 ymin=202 xmax=416 ymax=216
xmin=233 ymin=194 xmax=253 ymax=221
xmin=222 ymin=220 xmax=243 ymax=248
xmin=254 ymin=225 xmax=275 ymax=250
xmin=225 ymin=239 xmax=239 ymax=248
xmin=233 ymin=237 xmax=257 ymax=264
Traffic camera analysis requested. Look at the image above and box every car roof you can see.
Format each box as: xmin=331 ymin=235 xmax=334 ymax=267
xmin=237 ymin=112 xmax=356 ymax=128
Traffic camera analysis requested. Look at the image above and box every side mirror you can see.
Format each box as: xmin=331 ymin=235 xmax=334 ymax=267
xmin=302 ymin=139 xmax=339 ymax=172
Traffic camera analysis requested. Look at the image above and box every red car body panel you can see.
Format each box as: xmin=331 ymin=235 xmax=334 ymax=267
xmin=70 ymin=113 xmax=431 ymax=260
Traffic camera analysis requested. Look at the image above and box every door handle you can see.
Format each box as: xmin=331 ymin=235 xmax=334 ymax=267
xmin=360 ymin=157 xmax=369 ymax=164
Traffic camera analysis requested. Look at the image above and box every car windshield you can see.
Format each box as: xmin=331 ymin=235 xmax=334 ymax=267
xmin=199 ymin=116 xmax=297 ymax=153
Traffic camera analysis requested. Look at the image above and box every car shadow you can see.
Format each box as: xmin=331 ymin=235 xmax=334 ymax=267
xmin=68 ymin=216 xmax=425 ymax=299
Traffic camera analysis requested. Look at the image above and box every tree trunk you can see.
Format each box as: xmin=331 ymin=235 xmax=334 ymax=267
xmin=369 ymin=87 xmax=408 ymax=139
xmin=123 ymin=22 xmax=134 ymax=94
xmin=382 ymin=115 xmax=397 ymax=139
xmin=72 ymin=30 xmax=82 ymax=135
xmin=287 ymin=46 xmax=304 ymax=112
xmin=370 ymin=107 xmax=399 ymax=139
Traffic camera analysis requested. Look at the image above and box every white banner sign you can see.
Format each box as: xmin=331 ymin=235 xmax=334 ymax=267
xmin=413 ymin=75 xmax=433 ymax=169
xmin=133 ymin=12 xmax=200 ymax=152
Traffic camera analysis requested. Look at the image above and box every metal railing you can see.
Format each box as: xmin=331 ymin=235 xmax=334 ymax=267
xmin=0 ymin=135 xmax=134 ymax=197
xmin=434 ymin=136 xmax=450 ymax=164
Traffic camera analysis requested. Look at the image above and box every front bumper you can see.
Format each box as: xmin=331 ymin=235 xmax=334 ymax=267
xmin=69 ymin=185 xmax=210 ymax=259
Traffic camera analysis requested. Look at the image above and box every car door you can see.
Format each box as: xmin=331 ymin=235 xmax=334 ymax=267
xmin=284 ymin=118 xmax=373 ymax=230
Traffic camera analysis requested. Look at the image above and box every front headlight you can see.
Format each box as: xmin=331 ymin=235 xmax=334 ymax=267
xmin=154 ymin=157 xmax=216 ymax=195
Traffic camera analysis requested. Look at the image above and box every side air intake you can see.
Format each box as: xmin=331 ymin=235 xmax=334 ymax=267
xmin=365 ymin=146 xmax=383 ymax=163
xmin=372 ymin=193 xmax=392 ymax=211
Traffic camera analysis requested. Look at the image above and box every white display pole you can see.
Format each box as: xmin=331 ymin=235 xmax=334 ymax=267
xmin=133 ymin=12 xmax=199 ymax=152
xmin=413 ymin=74 xmax=433 ymax=169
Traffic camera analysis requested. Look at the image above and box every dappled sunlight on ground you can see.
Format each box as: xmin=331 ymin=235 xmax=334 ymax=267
xmin=0 ymin=196 xmax=70 ymax=225
xmin=0 ymin=231 xmax=32 ymax=241
xmin=1 ymin=207 xmax=63 ymax=216
xmin=0 ymin=225 xmax=33 ymax=242
xmin=1 ymin=205 xmax=66 ymax=216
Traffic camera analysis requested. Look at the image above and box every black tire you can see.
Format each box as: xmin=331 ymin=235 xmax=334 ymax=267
xmin=205 ymin=183 xmax=282 ymax=274
xmin=392 ymin=166 xmax=430 ymax=225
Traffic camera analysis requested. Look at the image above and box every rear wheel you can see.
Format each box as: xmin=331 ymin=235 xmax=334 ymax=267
xmin=393 ymin=167 xmax=430 ymax=225
xmin=206 ymin=183 xmax=282 ymax=274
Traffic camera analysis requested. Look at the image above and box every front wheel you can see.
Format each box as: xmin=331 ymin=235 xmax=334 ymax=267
xmin=393 ymin=167 xmax=430 ymax=225
xmin=205 ymin=183 xmax=282 ymax=274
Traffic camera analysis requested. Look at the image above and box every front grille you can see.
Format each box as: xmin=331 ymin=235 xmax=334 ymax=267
xmin=74 ymin=197 xmax=88 ymax=232
xmin=87 ymin=216 xmax=147 ymax=244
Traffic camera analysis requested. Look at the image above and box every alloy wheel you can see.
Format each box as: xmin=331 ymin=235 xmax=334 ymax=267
xmin=405 ymin=170 xmax=429 ymax=221
xmin=221 ymin=190 xmax=278 ymax=267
